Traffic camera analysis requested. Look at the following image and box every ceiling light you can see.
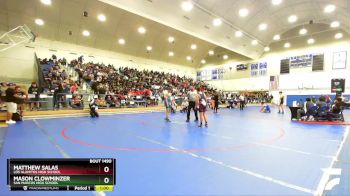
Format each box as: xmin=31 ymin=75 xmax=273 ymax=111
xmin=273 ymin=34 xmax=280 ymax=40
xmin=82 ymin=30 xmax=90 ymax=37
xmin=324 ymin=4 xmax=336 ymax=13
xmin=307 ymin=38 xmax=315 ymax=44
xmin=191 ymin=44 xmax=197 ymax=50
xmin=251 ymin=40 xmax=258 ymax=45
xmin=146 ymin=46 xmax=152 ymax=51
xmin=35 ymin=18 xmax=44 ymax=26
xmin=271 ymin=0 xmax=282 ymax=5
xmin=168 ymin=51 xmax=174 ymax=57
xmin=208 ymin=50 xmax=214 ymax=55
xmin=335 ymin=33 xmax=343 ymax=39
xmin=213 ymin=18 xmax=222 ymax=26
xmin=40 ymin=0 xmax=51 ymax=5
xmin=138 ymin=26 xmax=146 ymax=34
xmin=235 ymin=31 xmax=243 ymax=37
xmin=288 ymin=15 xmax=297 ymax=23
xmin=223 ymin=55 xmax=228 ymax=60
xmin=330 ymin=21 xmax=340 ymax=28
xmin=284 ymin=42 xmax=290 ymax=48
xmin=181 ymin=1 xmax=193 ymax=12
xmin=97 ymin=14 xmax=106 ymax=22
xmin=259 ymin=23 xmax=267 ymax=31
xmin=201 ymin=60 xmax=206 ymax=64
xmin=186 ymin=56 xmax=192 ymax=61
xmin=264 ymin=47 xmax=270 ymax=52
xmin=168 ymin=36 xmax=175 ymax=43
xmin=239 ymin=8 xmax=249 ymax=17
xmin=299 ymin=28 xmax=307 ymax=35
xmin=118 ymin=38 xmax=125 ymax=45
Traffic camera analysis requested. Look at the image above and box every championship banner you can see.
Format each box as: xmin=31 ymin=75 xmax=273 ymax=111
xmin=289 ymin=54 xmax=313 ymax=68
xmin=333 ymin=51 xmax=347 ymax=69
xmin=197 ymin=68 xmax=224 ymax=81
xmin=251 ymin=63 xmax=259 ymax=77
xmin=251 ymin=62 xmax=267 ymax=77
xmin=259 ymin=62 xmax=267 ymax=76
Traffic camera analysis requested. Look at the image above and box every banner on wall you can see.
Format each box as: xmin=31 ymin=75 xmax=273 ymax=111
xmin=251 ymin=62 xmax=267 ymax=77
xmin=289 ymin=54 xmax=313 ymax=68
xmin=196 ymin=68 xmax=225 ymax=81
xmin=236 ymin=64 xmax=248 ymax=71
xmin=333 ymin=51 xmax=347 ymax=70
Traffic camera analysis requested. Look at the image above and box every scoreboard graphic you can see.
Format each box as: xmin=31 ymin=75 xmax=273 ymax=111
xmin=7 ymin=158 xmax=116 ymax=191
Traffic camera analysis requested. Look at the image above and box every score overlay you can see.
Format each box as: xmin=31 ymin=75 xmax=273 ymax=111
xmin=7 ymin=158 xmax=116 ymax=191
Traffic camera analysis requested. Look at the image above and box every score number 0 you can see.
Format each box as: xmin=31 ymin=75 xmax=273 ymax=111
xmin=103 ymin=166 xmax=111 ymax=184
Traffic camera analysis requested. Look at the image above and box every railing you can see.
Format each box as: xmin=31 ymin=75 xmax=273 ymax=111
xmin=24 ymin=93 xmax=162 ymax=111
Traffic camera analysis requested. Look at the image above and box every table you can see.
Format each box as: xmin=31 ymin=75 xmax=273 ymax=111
xmin=289 ymin=106 xmax=301 ymax=120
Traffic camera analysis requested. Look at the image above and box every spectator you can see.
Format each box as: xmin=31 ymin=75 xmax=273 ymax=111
xmin=70 ymin=82 xmax=79 ymax=94
xmin=0 ymin=82 xmax=8 ymax=109
xmin=316 ymin=96 xmax=328 ymax=112
xmin=239 ymin=94 xmax=245 ymax=111
xmin=96 ymin=97 xmax=107 ymax=108
xmin=28 ymin=82 xmax=40 ymax=110
xmin=297 ymin=98 xmax=314 ymax=120
xmin=71 ymin=95 xmax=83 ymax=109
xmin=14 ymin=86 xmax=27 ymax=116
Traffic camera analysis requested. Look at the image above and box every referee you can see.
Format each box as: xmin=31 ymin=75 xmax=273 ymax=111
xmin=186 ymin=86 xmax=198 ymax=122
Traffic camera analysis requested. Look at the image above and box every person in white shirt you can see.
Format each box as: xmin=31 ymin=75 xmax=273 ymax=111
xmin=239 ymin=94 xmax=245 ymax=111
xmin=186 ymin=87 xmax=198 ymax=122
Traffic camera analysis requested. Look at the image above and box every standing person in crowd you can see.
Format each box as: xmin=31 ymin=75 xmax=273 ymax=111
xmin=28 ymin=82 xmax=40 ymax=110
xmin=163 ymin=89 xmax=171 ymax=122
xmin=14 ymin=86 xmax=27 ymax=116
xmin=213 ymin=92 xmax=219 ymax=113
xmin=278 ymin=91 xmax=285 ymax=114
xmin=197 ymin=88 xmax=208 ymax=127
xmin=186 ymin=86 xmax=198 ymax=122
xmin=239 ymin=94 xmax=245 ymax=111
xmin=5 ymin=84 xmax=19 ymax=124
xmin=53 ymin=84 xmax=65 ymax=109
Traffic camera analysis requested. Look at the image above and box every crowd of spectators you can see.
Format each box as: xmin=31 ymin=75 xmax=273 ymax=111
xmin=66 ymin=56 xmax=218 ymax=108
xmin=2 ymin=55 xmax=277 ymax=113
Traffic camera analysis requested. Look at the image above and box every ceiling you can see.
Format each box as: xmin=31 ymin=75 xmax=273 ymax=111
xmin=0 ymin=0 xmax=349 ymax=68
xmin=0 ymin=0 xmax=249 ymax=68
xmin=100 ymin=0 xmax=350 ymax=59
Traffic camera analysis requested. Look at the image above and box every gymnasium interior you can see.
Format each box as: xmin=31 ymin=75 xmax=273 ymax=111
xmin=1 ymin=0 xmax=350 ymax=195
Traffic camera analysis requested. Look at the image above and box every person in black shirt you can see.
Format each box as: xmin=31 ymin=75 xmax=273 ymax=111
xmin=297 ymin=98 xmax=314 ymax=120
xmin=278 ymin=91 xmax=285 ymax=114
xmin=213 ymin=93 xmax=219 ymax=113
xmin=28 ymin=82 xmax=40 ymax=110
